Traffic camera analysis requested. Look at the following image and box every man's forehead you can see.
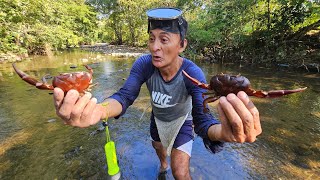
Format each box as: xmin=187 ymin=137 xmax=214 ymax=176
xmin=149 ymin=29 xmax=176 ymax=36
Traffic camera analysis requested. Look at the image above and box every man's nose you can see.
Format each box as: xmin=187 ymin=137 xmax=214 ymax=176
xmin=150 ymin=40 xmax=161 ymax=52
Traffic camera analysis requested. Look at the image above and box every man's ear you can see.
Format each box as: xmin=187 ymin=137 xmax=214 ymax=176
xmin=179 ymin=39 xmax=188 ymax=53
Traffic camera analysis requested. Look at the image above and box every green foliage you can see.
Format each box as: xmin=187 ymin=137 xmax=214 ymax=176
xmin=0 ymin=0 xmax=98 ymax=55
xmin=1 ymin=0 xmax=319 ymax=65
xmin=87 ymin=0 xmax=178 ymax=46
xmin=179 ymin=0 xmax=319 ymax=65
xmin=181 ymin=0 xmax=256 ymax=54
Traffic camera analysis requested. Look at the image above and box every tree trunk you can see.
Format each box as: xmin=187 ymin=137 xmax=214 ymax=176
xmin=115 ymin=27 xmax=123 ymax=45
xmin=128 ymin=19 xmax=135 ymax=46
xmin=112 ymin=23 xmax=123 ymax=45
xmin=267 ymin=0 xmax=271 ymax=31
xmin=288 ymin=20 xmax=320 ymax=40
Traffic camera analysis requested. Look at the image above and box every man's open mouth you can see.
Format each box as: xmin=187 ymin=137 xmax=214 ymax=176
xmin=153 ymin=56 xmax=161 ymax=60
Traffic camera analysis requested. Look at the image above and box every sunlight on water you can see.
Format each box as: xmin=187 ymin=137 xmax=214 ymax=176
xmin=0 ymin=51 xmax=319 ymax=179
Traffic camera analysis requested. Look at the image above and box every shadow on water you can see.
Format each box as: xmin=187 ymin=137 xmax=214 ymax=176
xmin=0 ymin=51 xmax=319 ymax=179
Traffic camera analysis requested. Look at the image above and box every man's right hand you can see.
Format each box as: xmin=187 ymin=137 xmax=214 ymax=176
xmin=53 ymin=88 xmax=105 ymax=128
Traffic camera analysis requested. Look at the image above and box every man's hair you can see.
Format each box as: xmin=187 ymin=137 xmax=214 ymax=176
xmin=179 ymin=17 xmax=188 ymax=47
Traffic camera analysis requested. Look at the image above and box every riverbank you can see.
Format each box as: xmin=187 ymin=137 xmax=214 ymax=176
xmin=0 ymin=52 xmax=29 ymax=63
xmin=2 ymin=44 xmax=319 ymax=73
xmin=0 ymin=44 xmax=149 ymax=64
xmin=80 ymin=43 xmax=149 ymax=57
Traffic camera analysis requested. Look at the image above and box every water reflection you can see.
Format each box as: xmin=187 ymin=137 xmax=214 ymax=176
xmin=0 ymin=51 xmax=319 ymax=179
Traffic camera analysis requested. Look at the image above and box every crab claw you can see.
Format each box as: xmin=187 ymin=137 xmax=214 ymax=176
xmin=182 ymin=70 xmax=210 ymax=89
xmin=12 ymin=63 xmax=54 ymax=90
xmin=250 ymin=87 xmax=307 ymax=98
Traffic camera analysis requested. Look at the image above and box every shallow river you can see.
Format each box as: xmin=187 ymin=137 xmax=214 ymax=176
xmin=0 ymin=51 xmax=319 ymax=179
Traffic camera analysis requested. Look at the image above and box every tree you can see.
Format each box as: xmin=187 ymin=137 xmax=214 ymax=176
xmin=87 ymin=0 xmax=178 ymax=46
xmin=0 ymin=0 xmax=98 ymax=55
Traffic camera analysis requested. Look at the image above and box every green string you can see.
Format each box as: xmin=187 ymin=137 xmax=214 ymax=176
xmin=105 ymin=124 xmax=111 ymax=143
xmin=101 ymin=102 xmax=120 ymax=176
xmin=101 ymin=102 xmax=111 ymax=143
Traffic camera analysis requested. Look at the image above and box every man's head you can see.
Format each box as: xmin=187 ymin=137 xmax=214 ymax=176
xmin=147 ymin=8 xmax=188 ymax=47
xmin=147 ymin=8 xmax=188 ymax=69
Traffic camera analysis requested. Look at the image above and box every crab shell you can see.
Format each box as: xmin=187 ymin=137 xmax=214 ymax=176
xmin=209 ymin=73 xmax=252 ymax=96
xmin=52 ymin=71 xmax=93 ymax=93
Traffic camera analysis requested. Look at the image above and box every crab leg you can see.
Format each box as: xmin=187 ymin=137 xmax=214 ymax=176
xmin=202 ymin=91 xmax=216 ymax=99
xmin=42 ymin=74 xmax=52 ymax=84
xmin=12 ymin=63 xmax=54 ymax=90
xmin=203 ymin=96 xmax=220 ymax=113
xmin=249 ymin=87 xmax=307 ymax=98
xmin=182 ymin=70 xmax=210 ymax=89
xmin=84 ymin=65 xmax=93 ymax=75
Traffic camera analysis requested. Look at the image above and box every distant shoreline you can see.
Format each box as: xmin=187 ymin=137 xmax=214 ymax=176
xmin=0 ymin=44 xmax=149 ymax=63
xmin=80 ymin=44 xmax=149 ymax=57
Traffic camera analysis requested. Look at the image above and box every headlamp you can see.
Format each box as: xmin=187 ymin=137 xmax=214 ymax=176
xmin=147 ymin=8 xmax=188 ymax=42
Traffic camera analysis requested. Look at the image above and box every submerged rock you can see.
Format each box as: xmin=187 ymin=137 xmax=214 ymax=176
xmin=64 ymin=146 xmax=83 ymax=160
xmin=89 ymin=123 xmax=106 ymax=136
xmin=70 ymin=65 xmax=77 ymax=69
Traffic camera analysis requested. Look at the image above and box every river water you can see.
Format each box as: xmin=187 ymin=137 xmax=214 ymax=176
xmin=0 ymin=51 xmax=319 ymax=179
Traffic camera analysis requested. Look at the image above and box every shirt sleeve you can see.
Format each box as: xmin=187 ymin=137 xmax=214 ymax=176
xmin=183 ymin=63 xmax=224 ymax=153
xmin=109 ymin=55 xmax=153 ymax=118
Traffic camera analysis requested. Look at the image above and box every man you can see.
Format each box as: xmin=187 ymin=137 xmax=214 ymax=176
xmin=54 ymin=8 xmax=261 ymax=179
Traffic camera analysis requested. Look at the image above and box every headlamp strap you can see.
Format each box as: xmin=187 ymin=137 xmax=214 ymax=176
xmin=178 ymin=17 xmax=183 ymax=25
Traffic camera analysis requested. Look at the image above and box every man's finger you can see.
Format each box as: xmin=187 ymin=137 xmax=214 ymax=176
xmin=58 ymin=90 xmax=79 ymax=120
xmin=217 ymin=103 xmax=236 ymax=142
xmin=81 ymin=97 xmax=97 ymax=124
xmin=90 ymin=104 xmax=104 ymax=126
xmin=238 ymin=91 xmax=262 ymax=136
xmin=70 ymin=93 xmax=92 ymax=121
xmin=227 ymin=93 xmax=255 ymax=142
xmin=219 ymin=96 xmax=245 ymax=142
xmin=53 ymin=87 xmax=64 ymax=110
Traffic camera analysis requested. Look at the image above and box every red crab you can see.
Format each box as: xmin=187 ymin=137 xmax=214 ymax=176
xmin=182 ymin=70 xmax=307 ymax=112
xmin=12 ymin=63 xmax=94 ymax=94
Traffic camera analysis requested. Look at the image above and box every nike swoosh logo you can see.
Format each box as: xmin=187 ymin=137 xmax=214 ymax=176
xmin=152 ymin=102 xmax=177 ymax=108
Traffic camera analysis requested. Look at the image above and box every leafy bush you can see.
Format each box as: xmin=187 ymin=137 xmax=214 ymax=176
xmin=0 ymin=0 xmax=98 ymax=55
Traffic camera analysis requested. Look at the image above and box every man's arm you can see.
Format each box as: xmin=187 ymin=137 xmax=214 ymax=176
xmin=182 ymin=65 xmax=221 ymax=139
xmin=183 ymin=62 xmax=262 ymax=148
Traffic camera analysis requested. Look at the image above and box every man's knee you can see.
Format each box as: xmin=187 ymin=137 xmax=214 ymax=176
xmin=171 ymin=149 xmax=191 ymax=179
xmin=172 ymin=167 xmax=190 ymax=179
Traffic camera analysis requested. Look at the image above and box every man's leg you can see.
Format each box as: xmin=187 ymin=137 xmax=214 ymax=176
xmin=171 ymin=149 xmax=191 ymax=180
xmin=170 ymin=119 xmax=194 ymax=179
xmin=150 ymin=117 xmax=168 ymax=172
xmin=152 ymin=141 xmax=168 ymax=172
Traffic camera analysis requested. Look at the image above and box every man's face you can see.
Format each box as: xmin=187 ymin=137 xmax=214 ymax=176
xmin=148 ymin=29 xmax=186 ymax=69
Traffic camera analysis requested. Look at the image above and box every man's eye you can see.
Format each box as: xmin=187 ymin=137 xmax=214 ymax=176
xmin=162 ymin=38 xmax=168 ymax=42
